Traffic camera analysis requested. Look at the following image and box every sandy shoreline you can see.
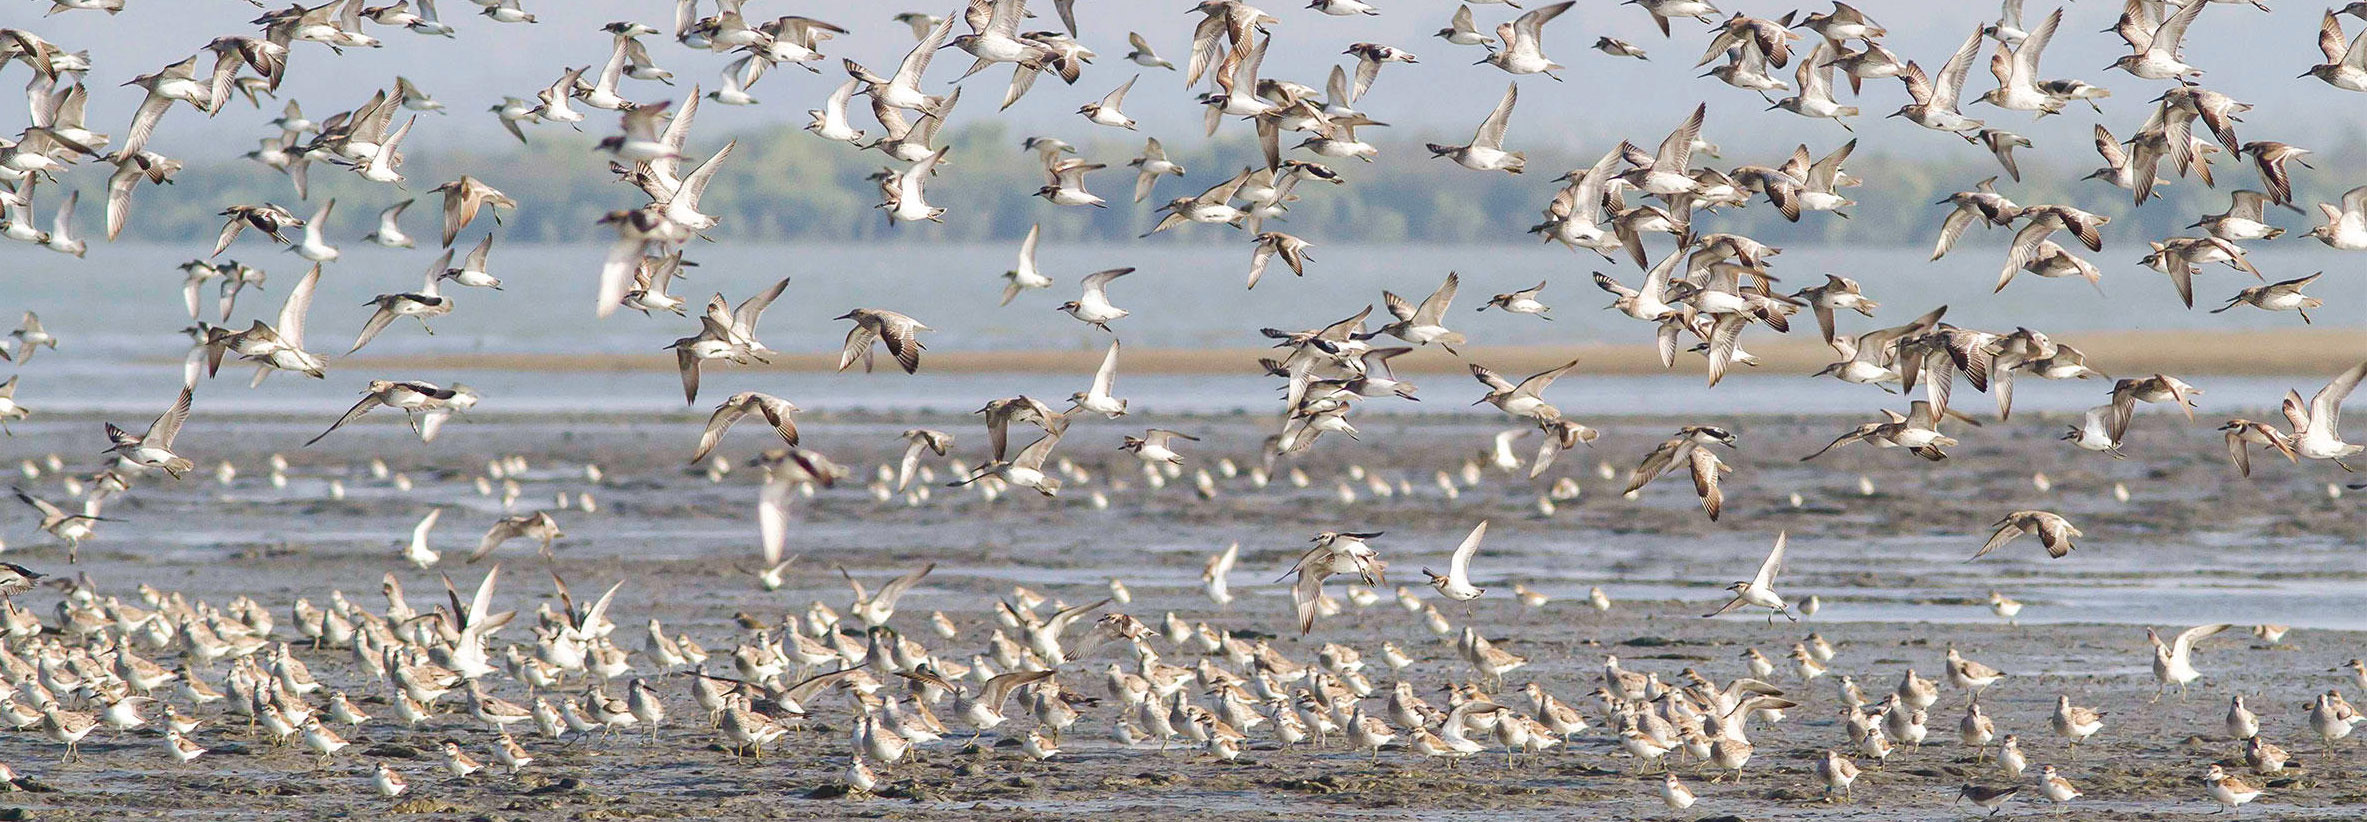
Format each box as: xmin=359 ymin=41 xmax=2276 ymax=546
xmin=325 ymin=328 xmax=2367 ymax=377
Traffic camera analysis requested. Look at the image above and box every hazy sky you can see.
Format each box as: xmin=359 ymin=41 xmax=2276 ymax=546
xmin=21 ymin=0 xmax=2367 ymax=165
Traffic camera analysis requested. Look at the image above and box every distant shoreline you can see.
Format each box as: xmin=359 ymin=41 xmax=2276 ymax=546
xmin=307 ymin=328 xmax=2367 ymax=378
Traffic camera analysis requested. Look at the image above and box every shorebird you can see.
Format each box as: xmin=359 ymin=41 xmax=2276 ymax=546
xmin=1123 ymin=32 xmax=1174 ymax=70
xmin=1772 ymin=40 xmax=1857 ymax=129
xmin=950 ymin=420 xmax=1067 ymax=498
xmin=1036 ymin=158 xmax=1108 ymax=208
xmin=1477 ymin=281 xmax=1549 ymax=318
xmin=349 ymin=252 xmax=455 ymax=355
xmin=1128 ymin=138 xmax=1186 ymax=204
xmin=1078 ymin=75 xmax=1137 ymax=129
xmin=1283 ymin=532 xmax=1387 ymax=634
xmin=2203 ymin=765 xmax=2263 ymax=813
xmin=471 ymin=513 xmax=562 ymax=562
xmin=1704 ymin=532 xmax=1791 ymax=623
xmin=1480 ymin=2 xmax=1575 ymax=77
xmin=2 ymin=312 xmax=57 ymax=364
xmin=13 ymin=489 xmax=105 ymax=561
xmin=897 ymin=429 xmax=954 ymax=491
xmin=1989 ymin=591 xmax=2023 ymax=625
xmin=1369 ymin=272 xmax=1466 ymax=352
xmin=1970 ymin=511 xmax=2080 ymax=561
xmin=2310 ymin=10 xmax=2367 ymax=91
xmin=1421 ymin=521 xmax=1488 ymax=602
xmin=2240 ymin=141 xmax=2313 ymax=207
xmin=2283 ymin=360 xmax=2367 ymax=469
xmin=1471 ymin=359 xmax=1580 ymax=421
xmin=689 ymin=393 xmax=800 ymax=464
xmin=1429 ymin=83 xmax=1524 ymax=173
xmin=1247 ymin=232 xmax=1313 ymax=289
xmin=430 ymin=175 xmax=515 ymax=248
xmin=2108 ymin=374 xmax=2203 ymax=440
xmin=2146 ymin=624 xmax=2230 ymax=700
xmin=1437 ymin=5 xmax=1495 ymax=48
xmin=1118 ymin=429 xmax=1195 ymax=467
xmin=105 ymin=387 xmax=195 ymax=478
xmin=1070 ymin=341 xmax=1128 ymax=418
xmin=1659 ymin=771 xmax=1696 ymax=810
xmin=2051 ymin=695 xmax=2105 ymax=749
xmin=835 ymin=309 xmax=931 ymax=375
xmin=999 ymin=224 xmax=1054 ymax=305
xmin=0 ymin=563 xmax=41 ymax=598
xmin=1955 ymin=783 xmax=2017 ymax=816
xmin=2213 ymin=273 xmax=2322 ymax=324
xmin=2307 ymin=185 xmax=2367 ymax=249
xmin=1057 ymin=268 xmax=1132 ymax=331
xmin=209 ymin=203 xmax=304 ymax=258
xmin=1596 ymin=36 xmax=1648 ymax=60
xmin=1626 ymin=426 xmax=1738 ymax=520
xmin=306 ymin=381 xmax=459 ymax=446
xmin=2109 ymin=0 xmax=2206 ymax=79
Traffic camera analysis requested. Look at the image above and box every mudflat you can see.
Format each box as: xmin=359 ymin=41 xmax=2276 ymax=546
xmin=0 ymin=411 xmax=2361 ymax=820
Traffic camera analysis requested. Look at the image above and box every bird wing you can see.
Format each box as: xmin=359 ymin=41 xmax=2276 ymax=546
xmin=279 ymin=265 xmax=320 ymax=351
xmin=875 ymin=562 xmax=937 ymax=613
xmin=1703 ymin=591 xmax=1752 ymax=618
xmin=876 ymin=314 xmax=926 ymax=374
xmin=1012 ymin=425 xmax=1065 ymax=471
xmin=2151 ymin=0 xmax=2205 ymax=55
xmin=1081 ymin=267 xmax=1130 ymax=298
xmin=459 ymin=232 xmax=494 ymax=273
xmin=1514 ymin=1 xmax=1574 ymax=50
xmin=1470 ymin=363 xmax=1516 ymax=394
xmin=2172 ymin=623 xmax=2230 ymax=657
xmin=2310 ymin=360 xmax=2367 ymax=435
xmin=1419 ymin=271 xmax=1470 ymax=324
xmin=674 ymin=345 xmax=702 ymax=405
xmin=397 ymin=505 xmax=442 ymax=546
xmin=348 ymin=305 xmax=400 ymax=356
xmin=1097 ymin=74 xmax=1136 ymax=111
xmin=147 ymin=386 xmax=194 ymax=448
xmin=1933 ymin=207 xmax=1978 ymax=261
xmin=2010 ymin=8 xmax=2060 ymax=86
xmin=1626 ymin=439 xmax=1684 ymax=493
xmin=1447 ymin=520 xmax=1486 ymax=583
xmin=690 ymin=396 xmax=753 ymax=464
xmin=732 ymin=276 xmax=791 ymax=339
xmin=1656 ymin=103 xmax=1705 ymax=172
xmin=14 ymin=490 xmax=63 ymax=521
xmin=670 ymin=139 xmax=737 ymax=219
xmin=472 ymin=521 xmax=524 ymax=563
xmin=1969 ymin=519 xmax=2025 ymax=561
xmin=307 ymin=391 xmax=384 ymax=447
xmin=1089 ymin=340 xmax=1121 ymax=396
xmin=1691 ymin=448 xmax=1726 ymax=520
xmin=1931 ymin=25 xmax=1985 ymax=109
xmin=981 ymin=669 xmax=1056 ymax=710
xmin=1292 ymin=567 xmax=1325 ymax=634
xmin=1751 ymin=532 xmax=1786 ymax=590
xmin=1247 ymin=240 xmax=1276 ymax=290
xmin=757 ymin=470 xmax=791 ymax=566
xmin=896 ymin=439 xmax=927 ymax=492
xmin=1513 ymin=359 xmax=1580 ymax=401
xmin=1472 ymin=83 xmax=1516 ymax=151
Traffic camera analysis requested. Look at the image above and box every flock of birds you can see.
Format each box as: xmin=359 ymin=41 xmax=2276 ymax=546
xmin=1 ymin=0 xmax=2366 ymax=816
